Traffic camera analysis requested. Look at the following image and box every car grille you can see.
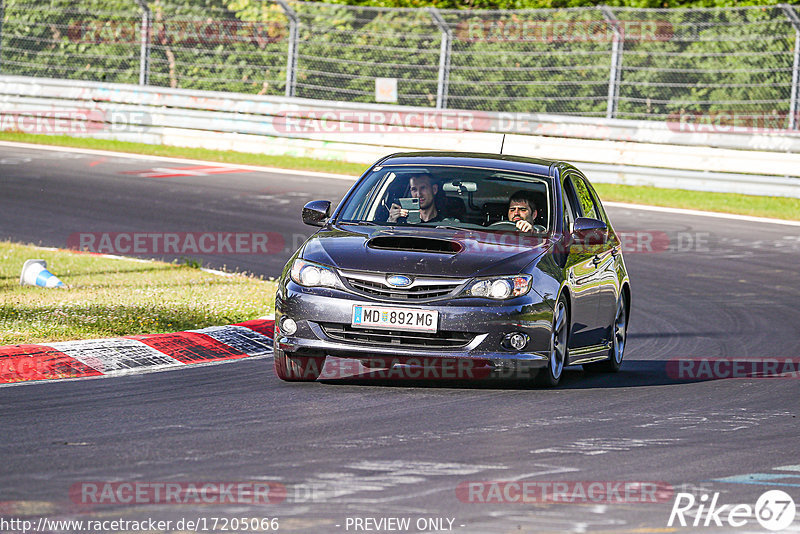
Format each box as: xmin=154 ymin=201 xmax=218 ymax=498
xmin=319 ymin=322 xmax=475 ymax=349
xmin=339 ymin=271 xmax=465 ymax=301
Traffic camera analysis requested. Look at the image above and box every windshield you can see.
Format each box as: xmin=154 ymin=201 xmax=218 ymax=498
xmin=336 ymin=165 xmax=553 ymax=235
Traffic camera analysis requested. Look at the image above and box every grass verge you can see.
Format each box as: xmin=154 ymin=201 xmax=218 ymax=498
xmin=0 ymin=241 xmax=276 ymax=346
xmin=593 ymin=183 xmax=800 ymax=221
xmin=1 ymin=131 xmax=799 ymax=221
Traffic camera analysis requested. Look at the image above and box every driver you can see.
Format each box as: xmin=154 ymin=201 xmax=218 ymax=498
xmin=508 ymin=191 xmax=538 ymax=233
xmin=388 ymin=173 xmax=443 ymax=223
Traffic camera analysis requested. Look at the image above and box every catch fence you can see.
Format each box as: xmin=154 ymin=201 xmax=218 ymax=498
xmin=2 ymin=1 xmax=800 ymax=125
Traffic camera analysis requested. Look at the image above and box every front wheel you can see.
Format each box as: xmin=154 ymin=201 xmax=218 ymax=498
xmin=536 ymin=295 xmax=569 ymax=387
xmin=585 ymin=291 xmax=628 ymax=374
xmin=273 ymin=342 xmax=325 ymax=382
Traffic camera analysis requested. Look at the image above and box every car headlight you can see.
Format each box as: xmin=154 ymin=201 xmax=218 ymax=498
xmin=463 ymin=275 xmax=531 ymax=300
xmin=290 ymin=259 xmax=344 ymax=289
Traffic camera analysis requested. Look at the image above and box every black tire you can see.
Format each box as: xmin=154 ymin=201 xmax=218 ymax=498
xmin=273 ymin=341 xmax=325 ymax=382
xmin=584 ymin=290 xmax=628 ymax=374
xmin=536 ymin=295 xmax=569 ymax=387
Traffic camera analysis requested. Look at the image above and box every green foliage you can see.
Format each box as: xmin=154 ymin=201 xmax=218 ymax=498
xmin=326 ymin=0 xmax=795 ymax=10
xmin=1 ymin=0 xmax=799 ymax=118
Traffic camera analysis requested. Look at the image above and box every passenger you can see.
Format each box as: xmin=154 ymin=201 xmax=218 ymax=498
xmin=508 ymin=190 xmax=538 ymax=233
xmin=388 ymin=173 xmax=444 ymax=223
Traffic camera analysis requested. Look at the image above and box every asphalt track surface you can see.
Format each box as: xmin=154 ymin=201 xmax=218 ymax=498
xmin=1 ymin=143 xmax=799 ymax=533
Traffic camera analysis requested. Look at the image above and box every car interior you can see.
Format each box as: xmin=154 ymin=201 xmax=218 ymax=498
xmin=365 ymin=167 xmax=551 ymax=231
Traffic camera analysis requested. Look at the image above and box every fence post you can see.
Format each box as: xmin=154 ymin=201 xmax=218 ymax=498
xmin=275 ymin=0 xmax=298 ymax=98
xmin=0 ymin=0 xmax=6 ymax=73
xmin=134 ymin=0 xmax=151 ymax=85
xmin=429 ymin=7 xmax=452 ymax=110
xmin=781 ymin=4 xmax=800 ymax=130
xmin=601 ymin=6 xmax=623 ymax=120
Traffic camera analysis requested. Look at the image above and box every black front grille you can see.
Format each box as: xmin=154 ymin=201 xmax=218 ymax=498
xmin=345 ymin=278 xmax=456 ymax=300
xmin=319 ymin=322 xmax=475 ymax=349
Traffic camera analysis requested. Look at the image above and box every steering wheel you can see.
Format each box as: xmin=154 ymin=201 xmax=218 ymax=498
xmin=488 ymin=220 xmax=546 ymax=233
xmin=487 ymin=220 xmax=520 ymax=230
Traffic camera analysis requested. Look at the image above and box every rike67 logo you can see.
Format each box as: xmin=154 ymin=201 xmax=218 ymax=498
xmin=668 ymin=490 xmax=796 ymax=531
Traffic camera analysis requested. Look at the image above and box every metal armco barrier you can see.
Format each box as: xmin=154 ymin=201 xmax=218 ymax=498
xmin=1 ymin=75 xmax=799 ymax=198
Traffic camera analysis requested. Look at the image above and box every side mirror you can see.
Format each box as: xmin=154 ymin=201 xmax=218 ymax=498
xmin=302 ymin=200 xmax=331 ymax=227
xmin=572 ymin=217 xmax=607 ymax=244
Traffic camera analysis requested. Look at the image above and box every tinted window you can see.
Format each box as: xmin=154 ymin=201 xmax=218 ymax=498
xmin=336 ymin=165 xmax=554 ymax=234
xmin=569 ymin=175 xmax=599 ymax=220
xmin=584 ymin=179 xmax=610 ymax=226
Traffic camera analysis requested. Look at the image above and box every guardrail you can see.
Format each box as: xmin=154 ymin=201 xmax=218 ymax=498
xmin=1 ymin=75 xmax=799 ymax=198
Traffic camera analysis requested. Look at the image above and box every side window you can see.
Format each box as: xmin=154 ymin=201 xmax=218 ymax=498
xmin=585 ymin=180 xmax=609 ymax=226
xmin=562 ymin=176 xmax=579 ymax=232
xmin=569 ymin=175 xmax=599 ymax=220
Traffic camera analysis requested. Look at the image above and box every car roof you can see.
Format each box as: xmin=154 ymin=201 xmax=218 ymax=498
xmin=376 ymin=152 xmax=558 ymax=178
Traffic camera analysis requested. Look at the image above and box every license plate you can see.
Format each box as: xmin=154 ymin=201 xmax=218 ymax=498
xmin=351 ymin=305 xmax=438 ymax=333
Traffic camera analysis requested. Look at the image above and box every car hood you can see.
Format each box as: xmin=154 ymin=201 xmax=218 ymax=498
xmin=300 ymin=225 xmax=552 ymax=278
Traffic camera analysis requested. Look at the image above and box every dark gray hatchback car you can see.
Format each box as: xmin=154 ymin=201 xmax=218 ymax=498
xmin=273 ymin=152 xmax=631 ymax=386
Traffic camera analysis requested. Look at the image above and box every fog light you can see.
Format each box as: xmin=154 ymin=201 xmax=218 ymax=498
xmin=503 ymin=332 xmax=528 ymax=351
xmin=282 ymin=317 xmax=297 ymax=336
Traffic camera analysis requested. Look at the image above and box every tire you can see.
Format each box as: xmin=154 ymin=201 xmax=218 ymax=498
xmin=584 ymin=290 xmax=628 ymax=374
xmin=536 ymin=295 xmax=569 ymax=387
xmin=273 ymin=341 xmax=325 ymax=382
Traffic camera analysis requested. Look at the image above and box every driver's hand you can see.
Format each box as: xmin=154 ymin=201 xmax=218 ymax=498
xmin=388 ymin=203 xmax=408 ymax=222
xmin=515 ymin=219 xmax=533 ymax=233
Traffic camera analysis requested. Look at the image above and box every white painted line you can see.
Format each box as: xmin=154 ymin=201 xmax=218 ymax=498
xmin=0 ymin=140 xmax=359 ymax=181
xmin=604 ymin=201 xmax=800 ymax=227
xmin=775 ymin=465 xmax=800 ymax=472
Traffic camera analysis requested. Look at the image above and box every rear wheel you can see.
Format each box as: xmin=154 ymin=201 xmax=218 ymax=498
xmin=585 ymin=291 xmax=628 ymax=373
xmin=536 ymin=295 xmax=569 ymax=387
xmin=273 ymin=342 xmax=325 ymax=382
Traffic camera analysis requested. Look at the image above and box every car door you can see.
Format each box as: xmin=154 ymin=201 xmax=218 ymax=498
xmin=583 ymin=177 xmax=622 ymax=337
xmin=562 ymin=172 xmax=605 ymax=348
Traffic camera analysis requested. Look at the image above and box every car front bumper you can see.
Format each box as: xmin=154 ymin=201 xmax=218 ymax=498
xmin=274 ymin=281 xmax=555 ymax=368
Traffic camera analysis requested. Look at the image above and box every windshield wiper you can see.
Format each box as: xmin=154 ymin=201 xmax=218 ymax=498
xmin=337 ymin=220 xmax=380 ymax=226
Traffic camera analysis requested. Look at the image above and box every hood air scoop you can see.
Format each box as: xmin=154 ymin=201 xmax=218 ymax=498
xmin=367 ymin=236 xmax=463 ymax=254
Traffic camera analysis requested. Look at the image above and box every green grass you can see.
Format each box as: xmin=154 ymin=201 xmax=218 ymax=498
xmin=0 ymin=241 xmax=276 ymax=345
xmin=593 ymin=183 xmax=800 ymax=220
xmin=1 ymin=131 xmax=798 ymax=220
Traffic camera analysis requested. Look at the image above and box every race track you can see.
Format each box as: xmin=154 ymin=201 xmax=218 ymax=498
xmin=1 ymin=143 xmax=799 ymax=533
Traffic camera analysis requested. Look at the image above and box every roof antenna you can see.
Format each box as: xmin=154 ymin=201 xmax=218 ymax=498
xmin=500 ymin=134 xmax=506 ymax=154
